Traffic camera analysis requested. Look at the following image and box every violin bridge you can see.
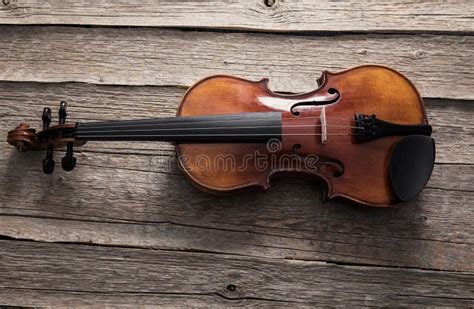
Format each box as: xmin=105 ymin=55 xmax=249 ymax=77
xmin=320 ymin=107 xmax=327 ymax=144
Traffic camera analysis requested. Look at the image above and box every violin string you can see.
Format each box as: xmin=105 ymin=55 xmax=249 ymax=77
xmin=76 ymin=124 xmax=362 ymax=134
xmin=77 ymin=122 xmax=363 ymax=131
xmin=73 ymin=133 xmax=362 ymax=138
xmin=77 ymin=115 xmax=361 ymax=130
xmin=287 ymin=115 xmax=360 ymax=122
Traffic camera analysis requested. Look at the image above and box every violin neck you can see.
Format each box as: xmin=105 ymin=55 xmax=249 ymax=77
xmin=75 ymin=112 xmax=282 ymax=143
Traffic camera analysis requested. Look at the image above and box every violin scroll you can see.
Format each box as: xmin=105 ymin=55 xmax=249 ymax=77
xmin=7 ymin=122 xmax=40 ymax=152
xmin=7 ymin=101 xmax=86 ymax=174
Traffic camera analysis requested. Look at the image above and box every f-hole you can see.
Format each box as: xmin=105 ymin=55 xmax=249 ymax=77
xmin=318 ymin=156 xmax=345 ymax=178
xmin=291 ymin=88 xmax=340 ymax=116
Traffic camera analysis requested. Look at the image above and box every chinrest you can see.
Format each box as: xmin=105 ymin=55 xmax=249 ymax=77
xmin=389 ymin=135 xmax=435 ymax=202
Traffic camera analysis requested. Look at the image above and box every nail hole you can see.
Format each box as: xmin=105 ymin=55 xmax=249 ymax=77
xmin=264 ymin=0 xmax=275 ymax=7
xmin=328 ymin=88 xmax=337 ymax=95
xmin=227 ymin=284 xmax=236 ymax=292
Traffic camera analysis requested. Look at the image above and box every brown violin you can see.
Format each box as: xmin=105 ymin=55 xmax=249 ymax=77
xmin=7 ymin=65 xmax=435 ymax=206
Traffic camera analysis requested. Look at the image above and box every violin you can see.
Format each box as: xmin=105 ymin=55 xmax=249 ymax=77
xmin=7 ymin=65 xmax=435 ymax=206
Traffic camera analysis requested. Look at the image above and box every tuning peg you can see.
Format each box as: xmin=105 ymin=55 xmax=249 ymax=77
xmin=41 ymin=107 xmax=55 ymax=174
xmin=59 ymin=101 xmax=67 ymax=125
xmin=61 ymin=142 xmax=76 ymax=171
xmin=43 ymin=145 xmax=55 ymax=174
xmin=42 ymin=107 xmax=51 ymax=130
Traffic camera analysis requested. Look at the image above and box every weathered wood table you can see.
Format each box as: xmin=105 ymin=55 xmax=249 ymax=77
xmin=0 ymin=1 xmax=473 ymax=307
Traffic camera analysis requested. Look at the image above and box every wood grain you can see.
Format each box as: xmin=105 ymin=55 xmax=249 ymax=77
xmin=0 ymin=6 xmax=473 ymax=305
xmin=0 ymin=240 xmax=473 ymax=307
xmin=0 ymin=26 xmax=472 ymax=100
xmin=0 ymin=0 xmax=473 ymax=33
xmin=1 ymin=184 xmax=473 ymax=272
xmin=1 ymin=82 xmax=472 ymax=272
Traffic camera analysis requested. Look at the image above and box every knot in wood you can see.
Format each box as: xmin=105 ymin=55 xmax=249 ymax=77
xmin=264 ymin=0 xmax=276 ymax=8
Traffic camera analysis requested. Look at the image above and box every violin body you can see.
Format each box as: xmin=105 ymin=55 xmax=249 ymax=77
xmin=7 ymin=65 xmax=435 ymax=206
xmin=177 ymin=65 xmax=429 ymax=206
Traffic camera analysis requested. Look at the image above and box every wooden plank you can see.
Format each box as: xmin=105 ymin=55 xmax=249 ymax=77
xmin=0 ymin=0 xmax=473 ymax=33
xmin=0 ymin=240 xmax=472 ymax=307
xmin=0 ymin=184 xmax=472 ymax=272
xmin=1 ymin=156 xmax=472 ymax=271
xmin=0 ymin=83 xmax=473 ymax=272
xmin=1 ymin=82 xmax=472 ymax=164
xmin=0 ymin=26 xmax=472 ymax=100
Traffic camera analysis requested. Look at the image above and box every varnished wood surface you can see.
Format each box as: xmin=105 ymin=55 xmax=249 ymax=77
xmin=175 ymin=66 xmax=427 ymax=205
xmin=0 ymin=2 xmax=473 ymax=306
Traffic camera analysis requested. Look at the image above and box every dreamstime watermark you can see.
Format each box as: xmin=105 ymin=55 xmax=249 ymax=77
xmin=149 ymin=139 xmax=321 ymax=173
